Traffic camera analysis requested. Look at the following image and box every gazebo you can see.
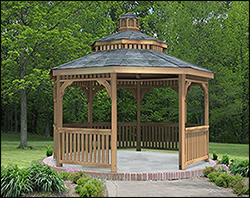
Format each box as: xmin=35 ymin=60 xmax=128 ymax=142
xmin=50 ymin=12 xmax=214 ymax=173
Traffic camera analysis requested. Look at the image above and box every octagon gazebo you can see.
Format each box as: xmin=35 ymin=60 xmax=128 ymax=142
xmin=50 ymin=12 xmax=214 ymax=173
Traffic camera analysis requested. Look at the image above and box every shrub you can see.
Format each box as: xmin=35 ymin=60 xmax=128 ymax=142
xmin=46 ymin=145 xmax=53 ymax=157
xmin=27 ymin=162 xmax=66 ymax=193
xmin=58 ymin=170 xmax=74 ymax=181
xmin=230 ymin=159 xmax=249 ymax=177
xmin=68 ymin=170 xmax=87 ymax=184
xmin=214 ymin=173 xmax=233 ymax=188
xmin=219 ymin=155 xmax=229 ymax=166
xmin=1 ymin=165 xmax=33 ymax=197
xmin=75 ymin=177 xmax=104 ymax=197
xmin=203 ymin=167 xmax=216 ymax=177
xmin=207 ymin=171 xmax=221 ymax=182
xmin=215 ymin=174 xmax=227 ymax=188
xmin=212 ymin=152 xmax=218 ymax=160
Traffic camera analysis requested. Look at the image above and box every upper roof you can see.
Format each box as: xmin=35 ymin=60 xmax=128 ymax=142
xmin=118 ymin=12 xmax=139 ymax=20
xmin=52 ymin=49 xmax=213 ymax=73
xmin=51 ymin=12 xmax=214 ymax=76
xmin=93 ymin=30 xmax=166 ymax=44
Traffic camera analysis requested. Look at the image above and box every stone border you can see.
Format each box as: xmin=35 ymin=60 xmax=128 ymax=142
xmin=42 ymin=156 xmax=216 ymax=181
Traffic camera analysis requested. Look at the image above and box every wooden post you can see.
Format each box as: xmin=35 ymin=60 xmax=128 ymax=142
xmin=56 ymin=78 xmax=63 ymax=167
xmin=136 ymin=81 xmax=141 ymax=151
xmin=204 ymin=83 xmax=209 ymax=162
xmin=111 ymin=73 xmax=117 ymax=172
xmin=53 ymin=77 xmax=57 ymax=159
xmin=179 ymin=74 xmax=186 ymax=170
xmin=88 ymin=82 xmax=93 ymax=128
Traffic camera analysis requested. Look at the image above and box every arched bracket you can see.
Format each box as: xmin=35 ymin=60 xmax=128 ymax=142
xmin=124 ymin=88 xmax=137 ymax=100
xmin=185 ymin=81 xmax=192 ymax=98
xmin=200 ymin=83 xmax=209 ymax=98
xmin=141 ymin=87 xmax=151 ymax=101
xmin=97 ymin=79 xmax=111 ymax=98
xmin=59 ymin=81 xmax=74 ymax=100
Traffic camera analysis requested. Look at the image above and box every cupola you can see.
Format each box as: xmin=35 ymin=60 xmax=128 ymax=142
xmin=118 ymin=11 xmax=140 ymax=32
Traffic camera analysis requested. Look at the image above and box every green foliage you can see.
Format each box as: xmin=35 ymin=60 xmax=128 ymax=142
xmin=1 ymin=165 xmax=33 ymax=197
xmin=58 ymin=170 xmax=74 ymax=181
xmin=46 ymin=145 xmax=53 ymax=157
xmin=215 ymin=173 xmax=234 ymax=188
xmin=26 ymin=162 xmax=66 ymax=193
xmin=75 ymin=177 xmax=104 ymax=197
xmin=230 ymin=175 xmax=249 ymax=196
xmin=203 ymin=167 xmax=216 ymax=177
xmin=219 ymin=155 xmax=230 ymax=166
xmin=69 ymin=170 xmax=87 ymax=184
xmin=230 ymin=159 xmax=249 ymax=177
xmin=207 ymin=171 xmax=221 ymax=182
xmin=212 ymin=152 xmax=218 ymax=160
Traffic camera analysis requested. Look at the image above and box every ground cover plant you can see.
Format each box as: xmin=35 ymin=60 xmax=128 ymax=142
xmin=1 ymin=163 xmax=66 ymax=197
xmin=203 ymin=157 xmax=249 ymax=196
xmin=58 ymin=169 xmax=105 ymax=197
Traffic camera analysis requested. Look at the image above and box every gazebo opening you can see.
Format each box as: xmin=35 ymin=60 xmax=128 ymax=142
xmin=50 ymin=12 xmax=214 ymax=173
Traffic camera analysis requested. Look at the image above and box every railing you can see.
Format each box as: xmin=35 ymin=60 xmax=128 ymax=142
xmin=185 ymin=125 xmax=209 ymax=165
xmin=141 ymin=122 xmax=179 ymax=150
xmin=58 ymin=127 xmax=111 ymax=168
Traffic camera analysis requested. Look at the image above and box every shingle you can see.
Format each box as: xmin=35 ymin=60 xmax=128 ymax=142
xmin=52 ymin=49 xmax=213 ymax=73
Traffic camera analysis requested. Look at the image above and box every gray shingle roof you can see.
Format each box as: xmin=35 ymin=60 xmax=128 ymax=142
xmin=52 ymin=49 xmax=213 ymax=73
xmin=93 ymin=31 xmax=166 ymax=45
xmin=118 ymin=12 xmax=139 ymax=20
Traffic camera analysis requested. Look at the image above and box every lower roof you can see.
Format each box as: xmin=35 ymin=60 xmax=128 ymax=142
xmin=52 ymin=49 xmax=213 ymax=74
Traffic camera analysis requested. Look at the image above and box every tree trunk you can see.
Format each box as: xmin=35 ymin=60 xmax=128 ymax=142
xmin=19 ymin=50 xmax=28 ymax=149
xmin=15 ymin=103 xmax=18 ymax=133
xmin=45 ymin=115 xmax=50 ymax=137
xmin=19 ymin=88 xmax=27 ymax=148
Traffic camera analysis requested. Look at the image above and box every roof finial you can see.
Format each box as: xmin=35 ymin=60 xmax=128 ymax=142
xmin=128 ymin=9 xmax=130 ymax=13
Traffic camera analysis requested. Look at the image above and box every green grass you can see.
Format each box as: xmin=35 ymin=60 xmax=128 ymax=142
xmin=1 ymin=132 xmax=249 ymax=168
xmin=1 ymin=132 xmax=53 ymax=169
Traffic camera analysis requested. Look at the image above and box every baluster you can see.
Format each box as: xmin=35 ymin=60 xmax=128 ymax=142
xmin=98 ymin=134 xmax=101 ymax=163
xmin=93 ymin=134 xmax=96 ymax=163
xmin=106 ymin=135 xmax=109 ymax=164
xmin=85 ymin=133 xmax=88 ymax=162
xmin=77 ymin=133 xmax=80 ymax=161
xmin=102 ymin=134 xmax=105 ymax=164
xmin=89 ymin=134 xmax=92 ymax=163
xmin=70 ymin=133 xmax=72 ymax=161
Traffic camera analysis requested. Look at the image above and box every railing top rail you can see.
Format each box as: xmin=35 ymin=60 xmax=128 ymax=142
xmin=185 ymin=125 xmax=209 ymax=131
xmin=58 ymin=127 xmax=111 ymax=134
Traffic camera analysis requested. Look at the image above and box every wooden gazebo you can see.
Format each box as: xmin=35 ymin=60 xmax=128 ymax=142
xmin=50 ymin=12 xmax=214 ymax=172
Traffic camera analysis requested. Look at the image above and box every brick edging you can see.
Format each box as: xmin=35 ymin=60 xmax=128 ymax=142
xmin=42 ymin=157 xmax=216 ymax=181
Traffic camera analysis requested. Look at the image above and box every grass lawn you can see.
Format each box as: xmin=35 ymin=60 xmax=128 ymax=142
xmin=1 ymin=132 xmax=249 ymax=168
xmin=1 ymin=132 xmax=53 ymax=169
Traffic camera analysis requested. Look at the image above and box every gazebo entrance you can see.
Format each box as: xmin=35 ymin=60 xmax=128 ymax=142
xmin=50 ymin=12 xmax=214 ymax=173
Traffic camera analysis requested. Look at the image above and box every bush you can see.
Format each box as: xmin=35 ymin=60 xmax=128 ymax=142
xmin=27 ymin=162 xmax=66 ymax=193
xmin=207 ymin=171 xmax=221 ymax=182
xmin=214 ymin=173 xmax=233 ymax=188
xmin=58 ymin=170 xmax=74 ymax=181
xmin=46 ymin=145 xmax=53 ymax=157
xmin=75 ymin=177 xmax=104 ymax=197
xmin=230 ymin=159 xmax=249 ymax=177
xmin=67 ymin=170 xmax=86 ymax=184
xmin=203 ymin=167 xmax=216 ymax=177
xmin=219 ymin=155 xmax=229 ymax=166
xmin=1 ymin=165 xmax=33 ymax=197
xmin=212 ymin=152 xmax=218 ymax=160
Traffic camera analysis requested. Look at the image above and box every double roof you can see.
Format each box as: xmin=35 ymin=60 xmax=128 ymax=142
xmin=51 ymin=12 xmax=213 ymax=75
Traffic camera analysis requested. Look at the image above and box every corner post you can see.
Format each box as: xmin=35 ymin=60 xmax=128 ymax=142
xmin=204 ymin=83 xmax=209 ymax=161
xmin=136 ymin=81 xmax=141 ymax=151
xmin=88 ymin=82 xmax=93 ymax=128
xmin=56 ymin=78 xmax=63 ymax=167
xmin=179 ymin=74 xmax=186 ymax=170
xmin=111 ymin=73 xmax=117 ymax=172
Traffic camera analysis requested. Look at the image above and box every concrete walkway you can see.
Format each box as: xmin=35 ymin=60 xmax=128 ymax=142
xmin=105 ymin=178 xmax=236 ymax=197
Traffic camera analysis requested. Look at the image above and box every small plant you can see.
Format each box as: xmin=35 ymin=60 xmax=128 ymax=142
xmin=219 ymin=155 xmax=230 ymax=166
xmin=27 ymin=162 xmax=66 ymax=193
xmin=69 ymin=170 xmax=86 ymax=184
xmin=203 ymin=167 xmax=216 ymax=177
xmin=46 ymin=145 xmax=53 ymax=157
xmin=214 ymin=173 xmax=233 ymax=188
xmin=207 ymin=171 xmax=221 ymax=182
xmin=212 ymin=152 xmax=218 ymax=160
xmin=229 ymin=159 xmax=249 ymax=177
xmin=58 ymin=169 xmax=74 ymax=181
xmin=75 ymin=177 xmax=104 ymax=197
xmin=1 ymin=165 xmax=33 ymax=197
